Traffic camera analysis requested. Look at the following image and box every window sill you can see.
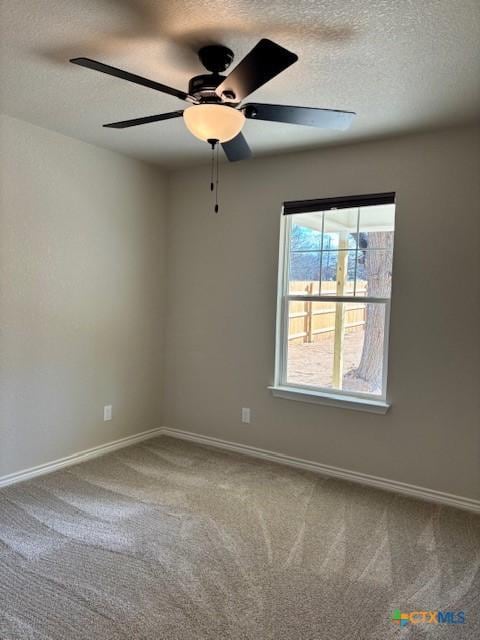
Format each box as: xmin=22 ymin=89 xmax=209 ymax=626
xmin=268 ymin=385 xmax=391 ymax=414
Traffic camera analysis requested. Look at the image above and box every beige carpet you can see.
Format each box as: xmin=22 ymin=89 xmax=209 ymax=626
xmin=0 ymin=436 xmax=479 ymax=639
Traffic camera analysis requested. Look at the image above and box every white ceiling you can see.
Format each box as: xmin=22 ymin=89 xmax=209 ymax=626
xmin=1 ymin=0 xmax=479 ymax=167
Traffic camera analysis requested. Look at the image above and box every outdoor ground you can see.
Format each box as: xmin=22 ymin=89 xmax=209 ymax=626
xmin=287 ymin=329 xmax=379 ymax=394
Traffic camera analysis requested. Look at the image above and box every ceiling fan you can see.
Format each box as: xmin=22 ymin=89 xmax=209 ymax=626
xmin=70 ymin=39 xmax=356 ymax=162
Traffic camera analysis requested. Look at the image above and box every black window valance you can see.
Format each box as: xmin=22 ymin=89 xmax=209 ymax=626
xmin=283 ymin=192 xmax=395 ymax=215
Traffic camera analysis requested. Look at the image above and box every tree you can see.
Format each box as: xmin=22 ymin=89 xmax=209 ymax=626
xmin=355 ymin=231 xmax=393 ymax=388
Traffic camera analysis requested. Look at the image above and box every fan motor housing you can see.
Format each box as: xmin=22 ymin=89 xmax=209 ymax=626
xmin=188 ymin=74 xmax=226 ymax=102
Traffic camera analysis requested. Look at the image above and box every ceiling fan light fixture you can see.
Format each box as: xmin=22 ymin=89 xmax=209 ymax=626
xmin=72 ymin=40 xmax=355 ymax=164
xmin=183 ymin=104 xmax=245 ymax=143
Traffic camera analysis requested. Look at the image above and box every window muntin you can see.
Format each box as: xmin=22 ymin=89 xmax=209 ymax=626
xmin=275 ymin=196 xmax=395 ymax=402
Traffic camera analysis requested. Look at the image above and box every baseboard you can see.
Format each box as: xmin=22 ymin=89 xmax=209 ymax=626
xmin=2 ymin=425 xmax=478 ymax=514
xmin=0 ymin=427 xmax=163 ymax=489
xmin=160 ymin=427 xmax=480 ymax=514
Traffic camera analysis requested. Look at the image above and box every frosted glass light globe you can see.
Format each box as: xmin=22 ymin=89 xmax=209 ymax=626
xmin=183 ymin=104 xmax=245 ymax=143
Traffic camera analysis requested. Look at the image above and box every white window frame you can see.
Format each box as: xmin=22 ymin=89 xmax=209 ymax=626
xmin=270 ymin=198 xmax=394 ymax=414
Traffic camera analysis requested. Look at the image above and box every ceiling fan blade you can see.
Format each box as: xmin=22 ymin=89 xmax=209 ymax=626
xmin=215 ymin=39 xmax=297 ymax=102
xmin=103 ymin=110 xmax=184 ymax=129
xmin=242 ymin=103 xmax=356 ymax=130
xmin=70 ymin=57 xmax=193 ymax=102
xmin=222 ymin=133 xmax=252 ymax=162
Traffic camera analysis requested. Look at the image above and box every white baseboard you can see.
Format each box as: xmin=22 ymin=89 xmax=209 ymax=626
xmin=0 ymin=427 xmax=163 ymax=489
xmin=2 ymin=425 xmax=478 ymax=514
xmin=160 ymin=427 xmax=480 ymax=514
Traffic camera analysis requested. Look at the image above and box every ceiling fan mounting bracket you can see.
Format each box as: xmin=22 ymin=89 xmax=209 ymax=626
xmin=198 ymin=45 xmax=234 ymax=73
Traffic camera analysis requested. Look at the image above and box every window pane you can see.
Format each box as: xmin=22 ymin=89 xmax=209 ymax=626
xmin=356 ymin=249 xmax=393 ymax=297
xmin=287 ymin=301 xmax=336 ymax=388
xmin=290 ymin=221 xmax=322 ymax=251
xmin=323 ymin=208 xmax=359 ymax=249
xmin=356 ymin=204 xmax=394 ymax=297
xmin=289 ymin=219 xmax=322 ymax=295
xmin=342 ymin=302 xmax=386 ymax=394
xmin=287 ymin=204 xmax=395 ymax=299
xmin=288 ymin=251 xmax=320 ymax=295
xmin=358 ymin=204 xmax=395 ymax=237
xmin=286 ymin=301 xmax=386 ymax=396
xmin=319 ymin=250 xmax=357 ymax=296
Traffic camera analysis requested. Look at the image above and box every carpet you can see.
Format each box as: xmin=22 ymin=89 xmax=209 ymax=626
xmin=0 ymin=436 xmax=478 ymax=639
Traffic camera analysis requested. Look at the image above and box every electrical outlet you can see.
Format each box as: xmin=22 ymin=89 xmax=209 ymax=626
xmin=241 ymin=408 xmax=251 ymax=424
xmin=103 ymin=405 xmax=112 ymax=421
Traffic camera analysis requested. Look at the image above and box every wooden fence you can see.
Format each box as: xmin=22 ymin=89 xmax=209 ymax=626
xmin=288 ymin=281 xmax=366 ymax=344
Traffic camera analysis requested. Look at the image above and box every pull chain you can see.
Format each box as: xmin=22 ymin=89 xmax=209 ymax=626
xmin=214 ymin=142 xmax=219 ymax=213
xmin=210 ymin=141 xmax=215 ymax=193
xmin=207 ymin=138 xmax=220 ymax=214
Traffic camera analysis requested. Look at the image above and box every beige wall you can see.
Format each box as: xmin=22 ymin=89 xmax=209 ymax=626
xmin=164 ymin=125 xmax=480 ymax=500
xmin=0 ymin=114 xmax=167 ymax=476
xmin=1 ymin=115 xmax=478 ymax=501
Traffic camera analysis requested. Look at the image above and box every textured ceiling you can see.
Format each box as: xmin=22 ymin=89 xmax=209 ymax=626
xmin=1 ymin=0 xmax=479 ymax=167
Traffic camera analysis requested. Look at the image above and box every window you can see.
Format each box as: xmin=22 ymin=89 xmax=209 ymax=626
xmin=272 ymin=192 xmax=395 ymax=412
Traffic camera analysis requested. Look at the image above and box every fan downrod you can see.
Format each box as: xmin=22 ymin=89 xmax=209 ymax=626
xmin=198 ymin=45 xmax=234 ymax=73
